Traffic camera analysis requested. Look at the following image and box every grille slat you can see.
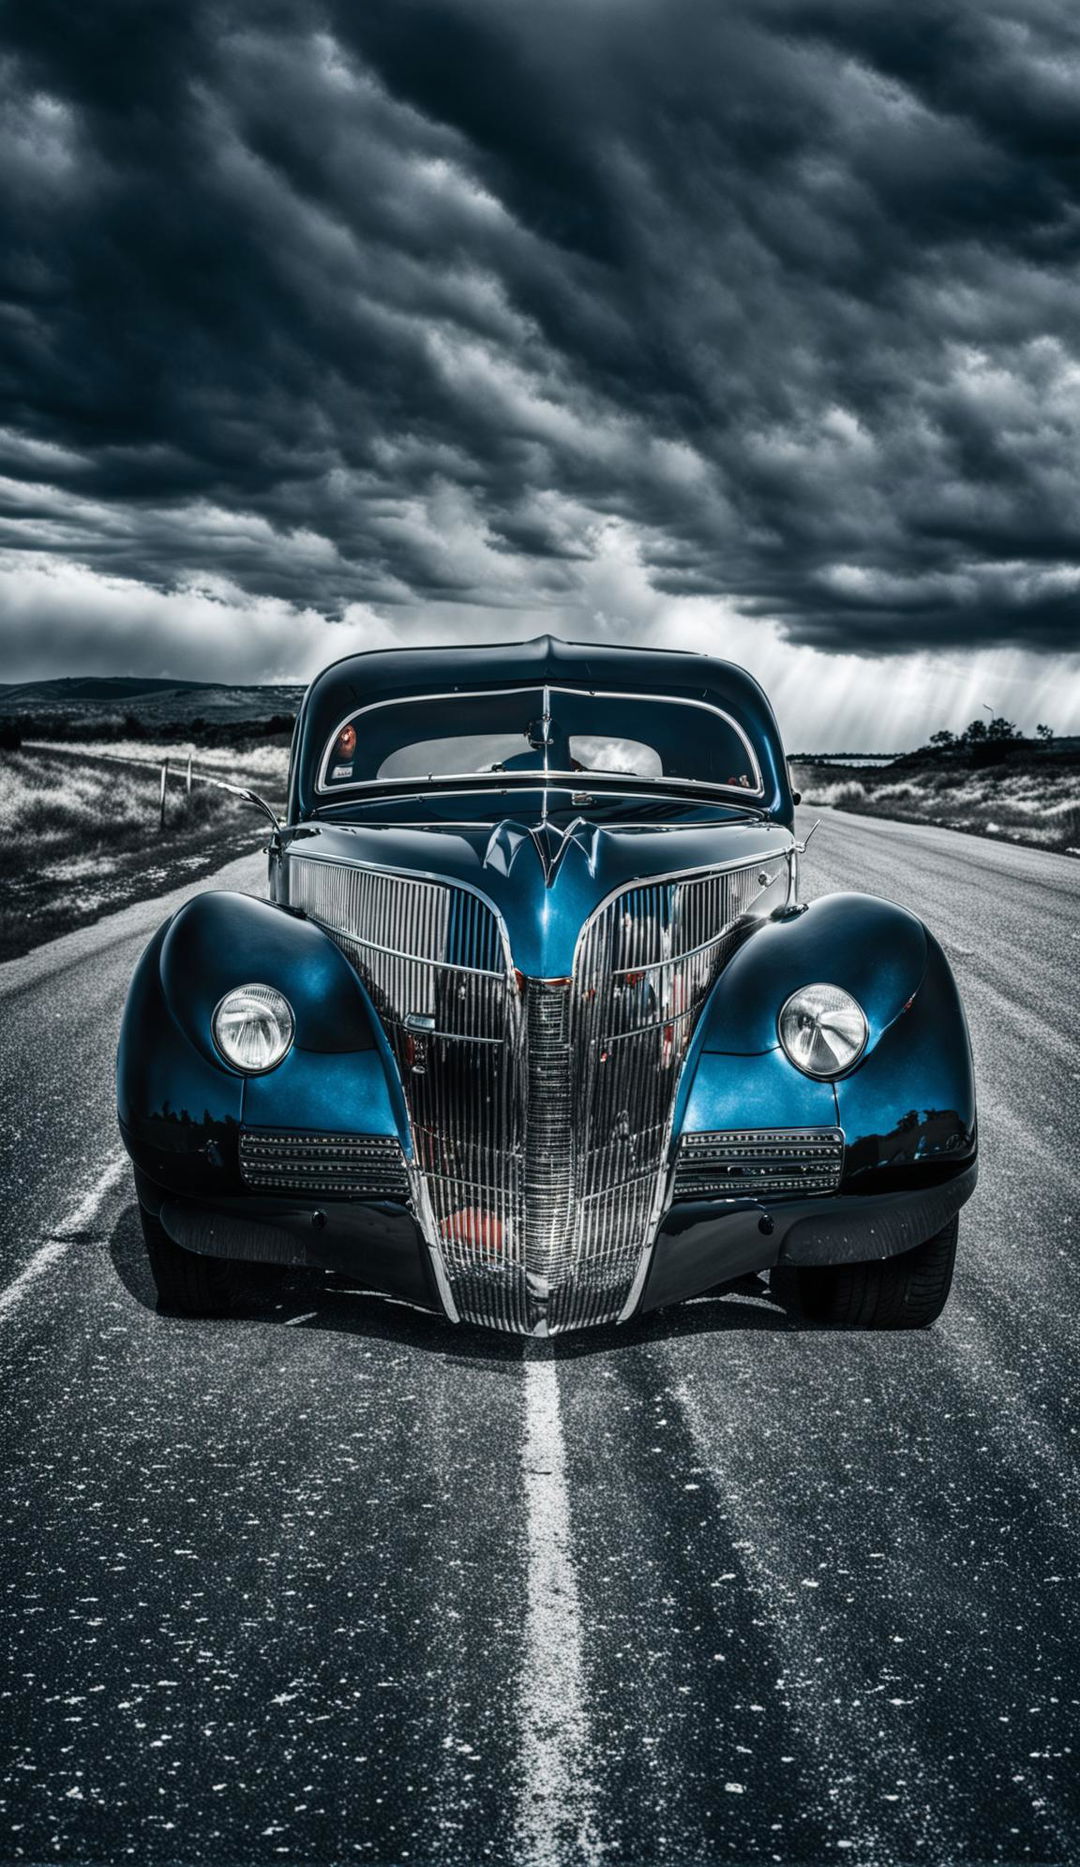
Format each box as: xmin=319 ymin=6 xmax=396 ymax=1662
xmin=674 ymin=1128 xmax=844 ymax=1200
xmin=286 ymin=852 xmax=788 ymax=1333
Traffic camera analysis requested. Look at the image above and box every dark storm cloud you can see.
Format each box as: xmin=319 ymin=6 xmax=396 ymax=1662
xmin=2 ymin=0 xmax=1080 ymax=655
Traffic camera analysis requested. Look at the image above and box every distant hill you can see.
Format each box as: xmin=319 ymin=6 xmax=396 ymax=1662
xmin=0 ymin=677 xmax=224 ymax=701
xmin=0 ymin=677 xmax=305 ymax=728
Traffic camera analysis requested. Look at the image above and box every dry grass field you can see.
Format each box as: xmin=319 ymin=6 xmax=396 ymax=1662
xmin=53 ymin=738 xmax=292 ymax=789
xmin=0 ymin=747 xmax=272 ymax=961
xmin=792 ymin=759 xmax=1080 ymax=855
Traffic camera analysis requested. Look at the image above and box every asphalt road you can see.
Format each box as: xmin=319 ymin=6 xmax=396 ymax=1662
xmin=0 ymin=812 xmax=1077 ymax=1866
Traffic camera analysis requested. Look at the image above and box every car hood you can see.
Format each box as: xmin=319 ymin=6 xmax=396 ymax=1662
xmin=283 ymin=807 xmax=793 ymax=977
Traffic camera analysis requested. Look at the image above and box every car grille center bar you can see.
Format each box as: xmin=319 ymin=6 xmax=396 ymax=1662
xmin=286 ymin=853 xmax=785 ymax=1333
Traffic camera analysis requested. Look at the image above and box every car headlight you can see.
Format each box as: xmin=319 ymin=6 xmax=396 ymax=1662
xmin=778 ymin=983 xmax=867 ymax=1079
xmin=212 ymin=984 xmax=294 ymax=1074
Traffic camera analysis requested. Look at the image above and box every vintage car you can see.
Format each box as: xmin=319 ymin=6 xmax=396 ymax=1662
xmin=117 ymin=638 xmax=977 ymax=1335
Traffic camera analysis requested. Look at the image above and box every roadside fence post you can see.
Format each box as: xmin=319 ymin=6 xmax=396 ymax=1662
xmin=159 ymin=760 xmax=169 ymax=830
xmin=186 ymin=750 xmax=193 ymax=794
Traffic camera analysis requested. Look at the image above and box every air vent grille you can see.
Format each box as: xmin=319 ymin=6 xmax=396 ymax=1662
xmin=239 ymin=1130 xmax=409 ymax=1200
xmin=674 ymin=1128 xmax=844 ymax=1200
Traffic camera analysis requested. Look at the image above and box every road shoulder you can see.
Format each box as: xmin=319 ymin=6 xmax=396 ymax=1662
xmin=0 ymin=848 xmax=268 ymax=1003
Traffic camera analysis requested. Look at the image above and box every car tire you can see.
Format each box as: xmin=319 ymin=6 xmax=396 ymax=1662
xmin=778 ymin=1215 xmax=959 ymax=1329
xmin=139 ymin=1202 xmax=237 ymax=1316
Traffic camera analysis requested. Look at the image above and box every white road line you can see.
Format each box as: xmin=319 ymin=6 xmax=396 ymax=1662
xmin=0 ymin=1151 xmax=128 ymax=1320
xmin=0 ymin=1241 xmax=71 ymax=1320
xmin=517 ymin=1347 xmax=600 ymax=1867
xmin=54 ymin=1150 xmax=128 ymax=1236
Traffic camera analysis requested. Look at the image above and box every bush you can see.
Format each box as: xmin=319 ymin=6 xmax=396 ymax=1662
xmin=802 ymin=778 xmax=867 ymax=808
xmin=969 ymin=738 xmax=1019 ymax=769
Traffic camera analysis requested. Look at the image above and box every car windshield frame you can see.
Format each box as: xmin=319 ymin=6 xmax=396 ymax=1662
xmin=314 ymin=685 xmax=766 ymax=803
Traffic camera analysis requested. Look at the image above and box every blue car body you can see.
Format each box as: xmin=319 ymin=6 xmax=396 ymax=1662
xmin=118 ymin=638 xmax=976 ymax=1333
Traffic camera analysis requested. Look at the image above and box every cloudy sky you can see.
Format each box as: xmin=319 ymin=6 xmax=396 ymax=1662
xmin=2 ymin=0 xmax=1079 ymax=747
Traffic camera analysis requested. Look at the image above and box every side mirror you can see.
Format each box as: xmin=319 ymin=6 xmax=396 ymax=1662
xmin=219 ymin=782 xmax=284 ymax=842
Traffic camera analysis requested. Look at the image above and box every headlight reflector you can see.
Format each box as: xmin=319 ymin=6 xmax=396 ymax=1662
xmin=213 ymin=984 xmax=294 ymax=1074
xmin=779 ymin=983 xmax=867 ymax=1079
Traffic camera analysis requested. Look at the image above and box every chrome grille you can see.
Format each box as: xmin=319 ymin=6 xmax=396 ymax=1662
xmin=674 ymin=1128 xmax=844 ymax=1199
xmin=288 ymin=855 xmax=531 ymax=1330
xmin=287 ymin=852 xmax=785 ymax=1333
xmin=239 ymin=1130 xmax=409 ymax=1199
xmin=552 ymin=864 xmax=783 ymax=1330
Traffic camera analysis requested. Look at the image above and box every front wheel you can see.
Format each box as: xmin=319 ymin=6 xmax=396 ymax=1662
xmin=139 ymin=1202 xmax=237 ymax=1316
xmin=775 ymin=1215 xmax=958 ymax=1329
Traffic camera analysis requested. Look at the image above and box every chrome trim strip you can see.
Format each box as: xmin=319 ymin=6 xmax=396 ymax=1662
xmin=679 ymin=1127 xmax=844 ymax=1148
xmin=617 ymin=1245 xmax=656 ymax=1326
xmin=421 ymin=1219 xmax=462 ymax=1325
xmin=333 ymin=932 xmax=504 ymax=980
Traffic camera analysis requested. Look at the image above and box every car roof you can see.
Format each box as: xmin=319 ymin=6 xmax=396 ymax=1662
xmin=289 ymin=634 xmax=792 ymax=821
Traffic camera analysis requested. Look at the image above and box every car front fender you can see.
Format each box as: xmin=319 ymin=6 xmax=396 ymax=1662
xmin=117 ymin=891 xmax=407 ymax=1198
xmin=695 ymin=892 xmax=929 ymax=1056
xmin=833 ymin=929 xmax=975 ymax=1189
xmin=675 ymin=895 xmax=975 ymax=1184
xmin=158 ymin=890 xmax=377 ymax=1064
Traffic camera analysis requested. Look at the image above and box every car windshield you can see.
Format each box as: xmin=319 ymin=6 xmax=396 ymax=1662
xmin=318 ymin=686 xmax=763 ymax=797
